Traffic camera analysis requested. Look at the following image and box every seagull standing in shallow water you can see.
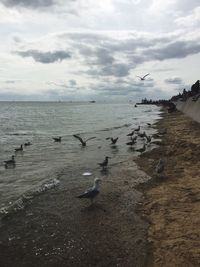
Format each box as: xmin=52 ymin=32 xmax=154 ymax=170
xmin=4 ymin=155 xmax=15 ymax=168
xmin=73 ymin=134 xmax=96 ymax=147
xmin=77 ymin=178 xmax=101 ymax=204
xmin=98 ymin=156 xmax=111 ymax=169
xmin=53 ymin=137 xmax=62 ymax=142
xmin=15 ymin=144 xmax=23 ymax=152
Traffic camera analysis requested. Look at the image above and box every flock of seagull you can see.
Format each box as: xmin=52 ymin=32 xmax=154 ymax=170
xmin=3 ymin=97 xmax=166 ymax=205
xmin=3 ymin=121 xmax=165 ymax=204
xmin=75 ymin=124 xmax=165 ymax=204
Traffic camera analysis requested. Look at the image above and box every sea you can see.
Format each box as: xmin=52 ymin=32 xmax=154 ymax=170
xmin=0 ymin=102 xmax=161 ymax=219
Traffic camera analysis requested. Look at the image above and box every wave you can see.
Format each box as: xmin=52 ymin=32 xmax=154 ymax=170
xmin=100 ymin=123 xmax=131 ymax=132
xmin=0 ymin=178 xmax=60 ymax=222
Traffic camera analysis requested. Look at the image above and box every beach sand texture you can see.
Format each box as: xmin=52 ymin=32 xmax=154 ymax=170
xmin=1 ymin=109 xmax=200 ymax=267
xmin=137 ymin=110 xmax=200 ymax=267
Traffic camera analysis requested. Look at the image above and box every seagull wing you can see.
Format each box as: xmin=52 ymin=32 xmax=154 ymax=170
xmin=77 ymin=188 xmax=99 ymax=199
xmin=73 ymin=134 xmax=85 ymax=145
xmin=85 ymin=136 xmax=96 ymax=142
xmin=143 ymin=73 xmax=150 ymax=79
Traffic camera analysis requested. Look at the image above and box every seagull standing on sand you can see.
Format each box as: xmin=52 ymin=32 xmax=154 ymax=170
xmin=73 ymin=134 xmax=96 ymax=147
xmin=156 ymin=159 xmax=165 ymax=174
xmin=136 ymin=74 xmax=150 ymax=80
xmin=77 ymin=178 xmax=101 ymax=204
xmin=98 ymin=156 xmax=111 ymax=169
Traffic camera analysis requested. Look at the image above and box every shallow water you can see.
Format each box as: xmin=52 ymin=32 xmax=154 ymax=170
xmin=0 ymin=102 xmax=161 ymax=214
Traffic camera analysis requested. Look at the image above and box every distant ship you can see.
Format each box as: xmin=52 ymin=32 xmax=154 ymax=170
xmin=89 ymin=100 xmax=96 ymax=103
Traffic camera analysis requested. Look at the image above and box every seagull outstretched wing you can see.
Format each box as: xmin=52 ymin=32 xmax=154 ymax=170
xmin=143 ymin=73 xmax=150 ymax=79
xmin=85 ymin=136 xmax=96 ymax=142
xmin=73 ymin=134 xmax=85 ymax=146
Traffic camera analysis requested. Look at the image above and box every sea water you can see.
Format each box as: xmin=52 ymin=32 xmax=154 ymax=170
xmin=0 ymin=102 xmax=161 ymax=215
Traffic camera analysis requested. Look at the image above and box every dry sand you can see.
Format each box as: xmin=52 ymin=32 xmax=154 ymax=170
xmin=136 ymin=109 xmax=200 ymax=267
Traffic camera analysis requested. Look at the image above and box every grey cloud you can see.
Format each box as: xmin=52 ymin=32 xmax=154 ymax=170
xmin=147 ymin=41 xmax=200 ymax=61
xmin=16 ymin=50 xmax=71 ymax=63
xmin=164 ymin=77 xmax=183 ymax=84
xmin=86 ymin=63 xmax=130 ymax=77
xmin=69 ymin=79 xmax=77 ymax=86
xmin=1 ymin=0 xmax=55 ymax=8
xmin=4 ymin=80 xmax=19 ymax=84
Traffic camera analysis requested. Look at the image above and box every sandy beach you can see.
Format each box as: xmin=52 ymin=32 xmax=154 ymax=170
xmin=1 ymin=108 xmax=200 ymax=267
xmin=136 ymin=109 xmax=200 ymax=267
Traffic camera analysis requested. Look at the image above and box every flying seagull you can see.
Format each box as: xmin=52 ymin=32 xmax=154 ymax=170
xmin=77 ymin=178 xmax=101 ymax=204
xmin=98 ymin=156 xmax=111 ymax=169
xmin=136 ymin=73 xmax=150 ymax=80
xmin=53 ymin=137 xmax=62 ymax=142
xmin=156 ymin=159 xmax=165 ymax=174
xmin=73 ymin=134 xmax=96 ymax=147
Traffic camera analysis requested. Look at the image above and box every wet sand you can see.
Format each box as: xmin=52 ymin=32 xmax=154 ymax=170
xmin=136 ymin=109 xmax=200 ymax=267
xmin=0 ymin=159 xmax=151 ymax=267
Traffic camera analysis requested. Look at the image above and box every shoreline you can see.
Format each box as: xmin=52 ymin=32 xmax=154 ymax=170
xmin=136 ymin=109 xmax=200 ymax=266
xmin=1 ymin=108 xmax=199 ymax=266
xmin=0 ymin=156 xmax=153 ymax=267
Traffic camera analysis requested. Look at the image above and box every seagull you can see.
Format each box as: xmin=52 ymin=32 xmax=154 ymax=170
xmin=145 ymin=135 xmax=152 ymax=144
xmin=134 ymin=126 xmax=140 ymax=133
xmin=98 ymin=156 xmax=111 ymax=169
xmin=53 ymin=137 xmax=62 ymax=142
xmin=77 ymin=178 xmax=101 ymax=204
xmin=73 ymin=134 xmax=96 ymax=147
xmin=136 ymin=73 xmax=150 ymax=80
xmin=110 ymin=137 xmax=119 ymax=145
xmin=4 ymin=155 xmax=15 ymax=167
xmin=127 ymin=131 xmax=135 ymax=137
xmin=136 ymin=144 xmax=146 ymax=153
xmin=156 ymin=159 xmax=165 ymax=174
xmin=15 ymin=144 xmax=23 ymax=152
xmin=24 ymin=141 xmax=32 ymax=146
xmin=138 ymin=131 xmax=146 ymax=138
xmin=126 ymin=138 xmax=137 ymax=146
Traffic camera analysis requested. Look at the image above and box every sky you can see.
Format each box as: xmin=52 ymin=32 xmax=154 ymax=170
xmin=0 ymin=0 xmax=200 ymax=101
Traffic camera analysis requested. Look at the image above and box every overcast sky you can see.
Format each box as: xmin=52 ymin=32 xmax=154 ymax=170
xmin=0 ymin=0 xmax=200 ymax=101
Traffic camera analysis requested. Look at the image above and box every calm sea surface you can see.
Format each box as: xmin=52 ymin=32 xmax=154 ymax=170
xmin=0 ymin=102 xmax=161 ymax=215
